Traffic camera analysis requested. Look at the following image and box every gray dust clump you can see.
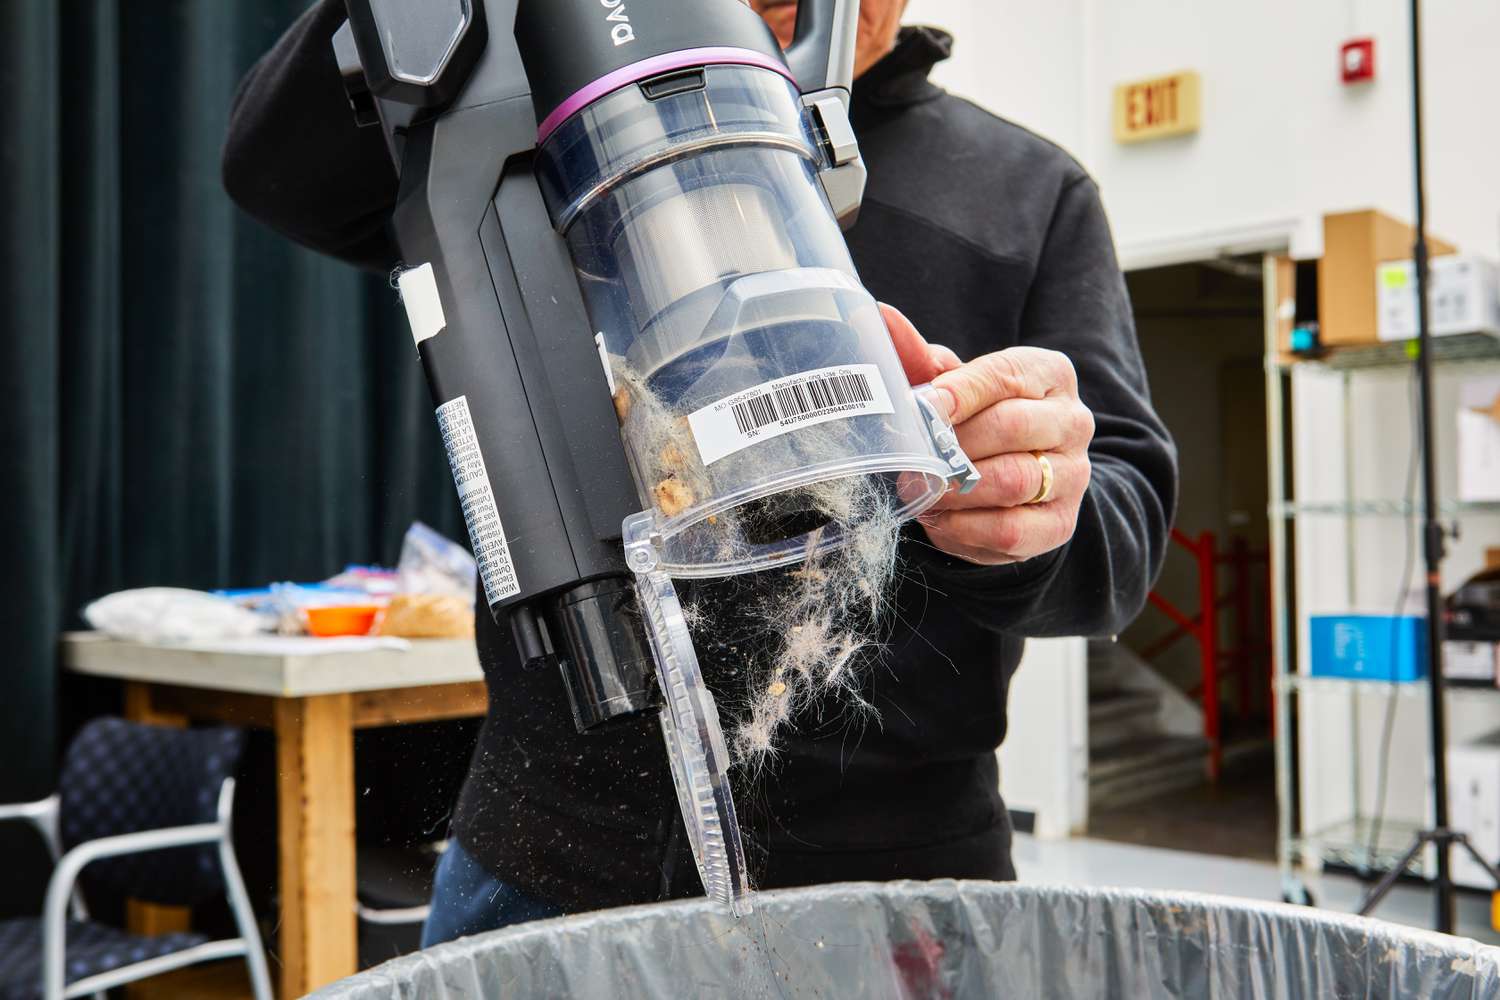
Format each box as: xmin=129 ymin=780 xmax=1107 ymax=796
xmin=612 ymin=359 xmax=905 ymax=770
xmin=727 ymin=473 xmax=901 ymax=767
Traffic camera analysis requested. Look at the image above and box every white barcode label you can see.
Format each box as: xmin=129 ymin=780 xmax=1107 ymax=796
xmin=687 ymin=364 xmax=895 ymax=466
xmin=436 ymin=396 xmax=522 ymax=604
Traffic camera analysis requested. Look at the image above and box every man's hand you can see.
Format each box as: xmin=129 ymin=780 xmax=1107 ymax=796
xmin=883 ymin=304 xmax=1096 ymax=566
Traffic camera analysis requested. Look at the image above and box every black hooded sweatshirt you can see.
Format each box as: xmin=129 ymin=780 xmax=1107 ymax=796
xmin=222 ymin=13 xmax=1177 ymax=912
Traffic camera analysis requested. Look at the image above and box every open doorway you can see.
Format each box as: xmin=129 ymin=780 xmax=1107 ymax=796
xmin=1086 ymin=257 xmax=1277 ymax=861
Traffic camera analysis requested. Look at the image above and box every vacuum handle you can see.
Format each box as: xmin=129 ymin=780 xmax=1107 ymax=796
xmin=785 ymin=0 xmax=859 ymax=94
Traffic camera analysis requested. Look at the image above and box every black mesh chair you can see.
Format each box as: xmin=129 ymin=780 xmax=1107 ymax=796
xmin=0 ymin=718 xmax=272 ymax=1000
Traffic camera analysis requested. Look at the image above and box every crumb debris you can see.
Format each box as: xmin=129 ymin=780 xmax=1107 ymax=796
xmin=654 ymin=478 xmax=695 ymax=517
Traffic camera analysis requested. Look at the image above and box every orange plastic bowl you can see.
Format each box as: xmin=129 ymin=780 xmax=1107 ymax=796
xmin=302 ymin=605 xmax=382 ymax=637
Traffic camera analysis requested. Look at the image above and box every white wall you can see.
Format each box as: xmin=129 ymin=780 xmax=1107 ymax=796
xmin=907 ymin=0 xmax=1500 ymax=265
xmin=999 ymin=637 xmax=1090 ymax=840
xmin=904 ymin=0 xmax=1086 ymax=161
xmin=1421 ymin=1 xmax=1500 ymax=258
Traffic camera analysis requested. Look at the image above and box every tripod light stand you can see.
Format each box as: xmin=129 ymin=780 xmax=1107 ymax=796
xmin=1355 ymin=0 xmax=1500 ymax=935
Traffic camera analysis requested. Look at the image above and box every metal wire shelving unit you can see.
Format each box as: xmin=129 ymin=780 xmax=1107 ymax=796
xmin=1262 ymin=262 xmax=1500 ymax=904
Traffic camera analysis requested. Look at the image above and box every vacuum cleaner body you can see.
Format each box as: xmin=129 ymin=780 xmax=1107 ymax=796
xmin=337 ymin=0 xmax=975 ymax=914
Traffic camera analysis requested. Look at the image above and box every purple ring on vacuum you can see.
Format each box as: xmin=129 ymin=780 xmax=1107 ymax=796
xmin=536 ymin=46 xmax=797 ymax=145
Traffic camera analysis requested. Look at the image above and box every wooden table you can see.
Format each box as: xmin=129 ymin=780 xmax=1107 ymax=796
xmin=61 ymin=633 xmax=487 ymax=999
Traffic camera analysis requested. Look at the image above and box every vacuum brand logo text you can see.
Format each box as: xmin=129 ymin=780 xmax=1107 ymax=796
xmin=600 ymin=0 xmax=635 ymax=46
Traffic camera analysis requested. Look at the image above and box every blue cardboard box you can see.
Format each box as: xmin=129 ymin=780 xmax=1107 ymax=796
xmin=1309 ymin=615 xmax=1429 ymax=682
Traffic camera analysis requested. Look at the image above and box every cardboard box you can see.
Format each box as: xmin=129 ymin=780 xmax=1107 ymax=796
xmin=1378 ymin=255 xmax=1500 ymax=342
xmin=1309 ymin=614 xmax=1428 ymax=682
xmin=1272 ymin=255 xmax=1304 ymax=359
xmin=1460 ymin=377 xmax=1500 ymax=504
xmin=1448 ymin=734 xmax=1500 ymax=890
xmin=1319 ymin=210 xmax=1455 ymax=348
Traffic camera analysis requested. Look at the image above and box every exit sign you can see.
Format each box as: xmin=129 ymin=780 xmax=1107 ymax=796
xmin=1113 ymin=71 xmax=1201 ymax=144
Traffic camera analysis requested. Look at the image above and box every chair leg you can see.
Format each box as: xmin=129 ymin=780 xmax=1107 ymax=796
xmin=220 ymin=836 xmax=274 ymax=1000
xmin=43 ymin=885 xmax=66 ymax=1000
xmin=216 ymin=779 xmax=274 ymax=1000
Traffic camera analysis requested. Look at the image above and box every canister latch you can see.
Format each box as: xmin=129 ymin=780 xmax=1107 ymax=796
xmin=804 ymin=91 xmax=866 ymax=228
xmin=914 ymin=386 xmax=983 ymax=495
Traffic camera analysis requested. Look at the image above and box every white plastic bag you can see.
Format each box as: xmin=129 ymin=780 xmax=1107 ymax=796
xmin=84 ymin=587 xmax=269 ymax=644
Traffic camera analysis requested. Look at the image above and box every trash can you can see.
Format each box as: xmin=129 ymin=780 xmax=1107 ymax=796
xmin=309 ymin=880 xmax=1500 ymax=999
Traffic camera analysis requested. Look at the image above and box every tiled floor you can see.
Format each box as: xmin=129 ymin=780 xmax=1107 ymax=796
xmin=1014 ymin=832 xmax=1500 ymax=945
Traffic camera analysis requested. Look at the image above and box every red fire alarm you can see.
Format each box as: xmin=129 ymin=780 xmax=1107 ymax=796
xmin=1342 ymin=38 xmax=1376 ymax=84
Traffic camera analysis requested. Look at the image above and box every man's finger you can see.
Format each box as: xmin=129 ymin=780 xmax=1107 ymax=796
xmin=931 ymin=450 xmax=1089 ymax=511
xmin=922 ymin=503 xmax=1079 ymax=563
xmin=953 ymin=397 xmax=1092 ymax=461
xmin=932 ymin=347 xmax=1077 ymax=424
xmin=915 ymin=534 xmax=1016 ymax=567
xmin=880 ymin=303 xmax=951 ymax=387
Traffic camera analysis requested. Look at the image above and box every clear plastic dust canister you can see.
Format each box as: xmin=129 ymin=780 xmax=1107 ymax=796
xmin=537 ymin=64 xmax=975 ymax=577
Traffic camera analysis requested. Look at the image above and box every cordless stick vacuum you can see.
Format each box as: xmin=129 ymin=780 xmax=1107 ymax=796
xmin=335 ymin=0 xmax=978 ymax=915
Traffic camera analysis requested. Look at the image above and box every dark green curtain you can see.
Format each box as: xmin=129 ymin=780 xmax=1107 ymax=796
xmin=1 ymin=1 xmax=463 ymax=914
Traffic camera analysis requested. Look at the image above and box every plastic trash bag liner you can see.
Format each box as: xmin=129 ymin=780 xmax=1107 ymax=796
xmin=309 ymin=880 xmax=1500 ymax=999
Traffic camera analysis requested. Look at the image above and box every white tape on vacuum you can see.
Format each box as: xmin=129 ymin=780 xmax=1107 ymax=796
xmin=595 ymin=332 xmax=618 ymax=394
xmin=687 ymin=363 xmax=895 ymax=466
xmin=436 ymin=396 xmax=522 ymax=603
xmin=398 ymin=263 xmax=446 ymax=346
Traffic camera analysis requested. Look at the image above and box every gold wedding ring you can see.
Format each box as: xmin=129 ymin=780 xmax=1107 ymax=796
xmin=1027 ymin=452 xmax=1055 ymax=505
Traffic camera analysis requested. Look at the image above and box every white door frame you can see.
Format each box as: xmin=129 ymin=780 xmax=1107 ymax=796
xmin=1118 ymin=219 xmax=1304 ymax=274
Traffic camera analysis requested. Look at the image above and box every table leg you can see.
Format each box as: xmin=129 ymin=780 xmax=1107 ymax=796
xmin=274 ymin=694 xmax=357 ymax=998
xmin=122 ymin=684 xmax=194 ymax=945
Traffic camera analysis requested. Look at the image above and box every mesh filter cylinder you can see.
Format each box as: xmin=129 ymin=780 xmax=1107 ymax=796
xmin=614 ymin=182 xmax=798 ymax=335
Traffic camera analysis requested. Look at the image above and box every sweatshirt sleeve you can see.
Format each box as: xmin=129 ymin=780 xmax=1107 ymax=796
xmin=221 ymin=0 xmax=400 ymax=272
xmin=909 ymin=175 xmax=1179 ymax=638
